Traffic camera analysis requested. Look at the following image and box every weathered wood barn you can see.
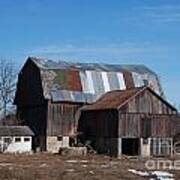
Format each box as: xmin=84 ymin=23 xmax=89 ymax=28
xmin=79 ymin=87 xmax=178 ymax=157
xmin=14 ymin=57 xmax=178 ymax=155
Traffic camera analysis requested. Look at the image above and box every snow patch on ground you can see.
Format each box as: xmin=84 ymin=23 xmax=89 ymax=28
xmin=66 ymin=160 xmax=78 ymax=163
xmin=151 ymin=171 xmax=174 ymax=180
xmin=128 ymin=169 xmax=174 ymax=180
xmin=128 ymin=169 xmax=149 ymax=177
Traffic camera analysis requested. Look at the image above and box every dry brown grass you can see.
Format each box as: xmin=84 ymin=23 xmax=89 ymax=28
xmin=0 ymin=153 xmax=179 ymax=180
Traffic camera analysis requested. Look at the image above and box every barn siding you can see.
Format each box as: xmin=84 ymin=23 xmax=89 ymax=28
xmin=123 ymin=90 xmax=175 ymax=114
xmin=47 ymin=102 xmax=81 ymax=136
xmin=118 ymin=113 xmax=175 ymax=138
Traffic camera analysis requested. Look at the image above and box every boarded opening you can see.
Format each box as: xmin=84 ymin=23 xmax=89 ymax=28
xmin=141 ymin=118 xmax=151 ymax=138
xmin=122 ymin=138 xmax=140 ymax=156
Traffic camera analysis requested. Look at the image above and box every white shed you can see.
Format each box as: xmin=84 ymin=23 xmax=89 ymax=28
xmin=0 ymin=126 xmax=34 ymax=153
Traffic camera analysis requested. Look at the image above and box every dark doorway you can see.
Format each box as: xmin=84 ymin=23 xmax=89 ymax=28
xmin=122 ymin=138 xmax=140 ymax=156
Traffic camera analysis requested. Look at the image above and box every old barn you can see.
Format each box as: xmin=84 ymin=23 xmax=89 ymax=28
xmin=14 ymin=57 xmax=178 ymax=155
xmin=79 ymin=87 xmax=178 ymax=157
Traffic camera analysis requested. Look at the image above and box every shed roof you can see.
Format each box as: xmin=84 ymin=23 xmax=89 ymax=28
xmin=82 ymin=86 xmax=177 ymax=111
xmin=0 ymin=126 xmax=34 ymax=136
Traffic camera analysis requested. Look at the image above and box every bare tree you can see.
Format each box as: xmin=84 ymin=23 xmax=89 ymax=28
xmin=0 ymin=59 xmax=17 ymax=120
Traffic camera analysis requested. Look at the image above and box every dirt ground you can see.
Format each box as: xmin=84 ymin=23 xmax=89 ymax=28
xmin=0 ymin=153 xmax=179 ymax=180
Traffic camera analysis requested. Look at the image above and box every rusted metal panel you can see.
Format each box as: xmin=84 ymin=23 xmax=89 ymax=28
xmin=123 ymin=71 xmax=135 ymax=89
xmin=68 ymin=71 xmax=82 ymax=91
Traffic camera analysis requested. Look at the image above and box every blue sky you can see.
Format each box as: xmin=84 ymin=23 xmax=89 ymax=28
xmin=0 ymin=0 xmax=179 ymax=106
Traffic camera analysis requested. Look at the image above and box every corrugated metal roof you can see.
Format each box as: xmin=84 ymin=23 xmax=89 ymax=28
xmin=30 ymin=57 xmax=157 ymax=74
xmin=28 ymin=57 xmax=164 ymax=103
xmin=51 ymin=90 xmax=97 ymax=103
xmin=82 ymin=87 xmax=143 ymax=110
xmin=0 ymin=126 xmax=34 ymax=136
xmin=82 ymin=87 xmax=176 ymax=111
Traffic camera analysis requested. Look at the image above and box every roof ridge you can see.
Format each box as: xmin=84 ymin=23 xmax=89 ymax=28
xmin=28 ymin=56 xmax=156 ymax=74
xmin=95 ymin=87 xmax=145 ymax=102
xmin=117 ymin=86 xmax=147 ymax=109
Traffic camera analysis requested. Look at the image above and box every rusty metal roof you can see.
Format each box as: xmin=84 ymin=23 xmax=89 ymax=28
xmin=27 ymin=57 xmax=164 ymax=103
xmin=82 ymin=87 xmax=143 ymax=110
xmin=81 ymin=87 xmax=177 ymax=111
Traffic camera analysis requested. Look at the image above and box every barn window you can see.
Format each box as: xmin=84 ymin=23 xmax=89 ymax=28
xmin=24 ymin=137 xmax=30 ymax=142
xmin=15 ymin=137 xmax=21 ymax=142
xmin=151 ymin=138 xmax=172 ymax=156
xmin=4 ymin=137 xmax=11 ymax=143
xmin=141 ymin=118 xmax=151 ymax=138
xmin=57 ymin=136 xmax=62 ymax=141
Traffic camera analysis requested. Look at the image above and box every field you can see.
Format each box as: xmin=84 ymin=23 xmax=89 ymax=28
xmin=0 ymin=153 xmax=179 ymax=180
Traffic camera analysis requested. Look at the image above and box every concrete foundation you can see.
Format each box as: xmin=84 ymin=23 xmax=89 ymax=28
xmin=59 ymin=147 xmax=87 ymax=156
xmin=117 ymin=138 xmax=122 ymax=157
xmin=140 ymin=138 xmax=151 ymax=157
xmin=47 ymin=136 xmax=70 ymax=153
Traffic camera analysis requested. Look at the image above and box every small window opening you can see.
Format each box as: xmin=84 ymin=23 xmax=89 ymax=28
xmin=15 ymin=137 xmax=21 ymax=142
xmin=24 ymin=137 xmax=30 ymax=142
xmin=4 ymin=137 xmax=11 ymax=143
xmin=70 ymin=137 xmax=76 ymax=147
xmin=57 ymin=136 xmax=62 ymax=141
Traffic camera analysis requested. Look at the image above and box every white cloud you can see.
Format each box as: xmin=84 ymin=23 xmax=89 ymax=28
xmin=25 ymin=43 xmax=173 ymax=64
xmin=128 ymin=4 xmax=180 ymax=23
xmin=29 ymin=44 xmax=167 ymax=55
